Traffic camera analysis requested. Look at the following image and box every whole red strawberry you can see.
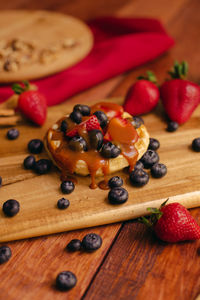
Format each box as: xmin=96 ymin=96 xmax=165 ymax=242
xmin=160 ymin=61 xmax=200 ymax=124
xmin=140 ymin=200 xmax=200 ymax=243
xmin=12 ymin=81 xmax=47 ymax=126
xmin=123 ymin=71 xmax=160 ymax=115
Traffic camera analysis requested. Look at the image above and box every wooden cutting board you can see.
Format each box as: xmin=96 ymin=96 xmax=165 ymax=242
xmin=0 ymin=10 xmax=93 ymax=82
xmin=0 ymin=97 xmax=200 ymax=242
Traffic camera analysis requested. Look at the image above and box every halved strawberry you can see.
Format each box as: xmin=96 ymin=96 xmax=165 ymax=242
xmin=86 ymin=115 xmax=101 ymax=131
xmin=66 ymin=115 xmax=101 ymax=137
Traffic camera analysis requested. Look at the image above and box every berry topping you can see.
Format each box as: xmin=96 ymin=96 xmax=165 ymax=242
xmin=60 ymin=181 xmax=75 ymax=194
xmin=151 ymin=163 xmax=167 ymax=178
xmin=34 ymin=159 xmax=52 ymax=175
xmin=148 ymin=138 xmax=160 ymax=151
xmin=166 ymin=121 xmax=179 ymax=132
xmin=57 ymin=198 xmax=70 ymax=210
xmin=192 ymin=138 xmax=200 ymax=152
xmin=108 ymin=176 xmax=123 ymax=188
xmin=101 ymin=142 xmax=121 ymax=159
xmin=3 ymin=199 xmax=20 ymax=217
xmin=140 ymin=150 xmax=159 ymax=169
xmin=60 ymin=120 xmax=68 ymax=133
xmin=56 ymin=271 xmax=77 ymax=291
xmin=28 ymin=139 xmax=43 ymax=154
xmin=66 ymin=115 xmax=101 ymax=138
xmin=88 ymin=129 xmax=103 ymax=150
xmin=0 ymin=246 xmax=12 ymax=265
xmin=93 ymin=111 xmax=108 ymax=128
xmin=82 ymin=233 xmax=102 ymax=251
xmin=131 ymin=116 xmax=144 ymax=129
xmin=68 ymin=136 xmax=87 ymax=152
xmin=70 ymin=110 xmax=82 ymax=124
xmin=73 ymin=104 xmax=91 ymax=116
xmin=7 ymin=128 xmax=19 ymax=140
xmin=130 ymin=169 xmax=149 ymax=187
xmin=108 ymin=187 xmax=128 ymax=204
xmin=66 ymin=239 xmax=82 ymax=252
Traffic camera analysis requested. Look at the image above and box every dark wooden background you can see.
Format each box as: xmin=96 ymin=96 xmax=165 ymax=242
xmin=0 ymin=0 xmax=200 ymax=299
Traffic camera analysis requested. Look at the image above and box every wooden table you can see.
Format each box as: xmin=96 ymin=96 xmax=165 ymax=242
xmin=0 ymin=0 xmax=200 ymax=299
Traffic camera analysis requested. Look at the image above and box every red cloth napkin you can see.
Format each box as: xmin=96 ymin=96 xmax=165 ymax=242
xmin=0 ymin=17 xmax=174 ymax=106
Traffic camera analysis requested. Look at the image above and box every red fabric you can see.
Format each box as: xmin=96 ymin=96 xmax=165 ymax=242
xmin=0 ymin=17 xmax=174 ymax=106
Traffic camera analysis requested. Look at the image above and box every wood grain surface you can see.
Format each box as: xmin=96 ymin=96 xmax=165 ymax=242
xmin=0 ymin=0 xmax=200 ymax=299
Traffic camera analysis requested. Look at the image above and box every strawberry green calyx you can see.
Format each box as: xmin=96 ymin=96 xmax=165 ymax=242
xmin=137 ymin=71 xmax=157 ymax=84
xmin=168 ymin=60 xmax=188 ymax=79
xmin=12 ymin=80 xmax=30 ymax=95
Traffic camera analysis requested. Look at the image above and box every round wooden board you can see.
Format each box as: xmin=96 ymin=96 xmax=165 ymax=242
xmin=0 ymin=10 xmax=93 ymax=82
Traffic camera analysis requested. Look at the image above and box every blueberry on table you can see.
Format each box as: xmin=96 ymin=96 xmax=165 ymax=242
xmin=66 ymin=239 xmax=81 ymax=252
xmin=130 ymin=169 xmax=149 ymax=187
xmin=108 ymin=176 xmax=123 ymax=188
xmin=3 ymin=199 xmax=20 ymax=217
xmin=23 ymin=155 xmax=36 ymax=169
xmin=88 ymin=130 xmax=103 ymax=150
xmin=0 ymin=246 xmax=12 ymax=264
xmin=166 ymin=121 xmax=179 ymax=132
xmin=60 ymin=181 xmax=75 ymax=194
xmin=131 ymin=116 xmax=144 ymax=129
xmin=140 ymin=150 xmax=159 ymax=169
xmin=60 ymin=120 xmax=68 ymax=133
xmin=34 ymin=159 xmax=52 ymax=174
xmin=57 ymin=198 xmax=70 ymax=210
xmin=192 ymin=138 xmax=200 ymax=152
xmin=6 ymin=128 xmax=19 ymax=140
xmin=151 ymin=163 xmax=167 ymax=178
xmin=73 ymin=104 xmax=91 ymax=116
xmin=148 ymin=138 xmax=160 ymax=151
xmin=93 ymin=111 xmax=108 ymax=128
xmin=28 ymin=139 xmax=43 ymax=154
xmin=108 ymin=187 xmax=128 ymax=204
xmin=68 ymin=136 xmax=87 ymax=152
xmin=70 ymin=110 xmax=82 ymax=124
xmin=56 ymin=271 xmax=77 ymax=291
xmin=134 ymin=161 xmax=144 ymax=170
xmin=101 ymin=142 xmax=121 ymax=159
xmin=82 ymin=233 xmax=102 ymax=251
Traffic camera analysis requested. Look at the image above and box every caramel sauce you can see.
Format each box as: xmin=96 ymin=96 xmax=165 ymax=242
xmin=98 ymin=180 xmax=109 ymax=190
xmin=47 ymin=102 xmax=139 ymax=188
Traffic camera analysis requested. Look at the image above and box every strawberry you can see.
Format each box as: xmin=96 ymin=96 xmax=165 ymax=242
xmin=66 ymin=115 xmax=100 ymax=137
xmin=12 ymin=81 xmax=47 ymax=126
xmin=123 ymin=71 xmax=160 ymax=116
xmin=90 ymin=102 xmax=124 ymax=119
xmin=160 ymin=61 xmax=200 ymax=124
xmin=140 ymin=200 xmax=200 ymax=243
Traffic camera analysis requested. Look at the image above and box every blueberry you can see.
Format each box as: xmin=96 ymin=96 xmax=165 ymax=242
xmin=7 ymin=128 xmax=19 ymax=140
xmin=101 ymin=142 xmax=121 ymax=159
xmin=3 ymin=199 xmax=20 ymax=217
xmin=56 ymin=271 xmax=77 ymax=291
xmin=166 ymin=121 xmax=179 ymax=132
xmin=93 ymin=111 xmax=108 ymax=128
xmin=130 ymin=169 xmax=149 ymax=187
xmin=148 ymin=138 xmax=160 ymax=151
xmin=108 ymin=187 xmax=128 ymax=204
xmin=66 ymin=239 xmax=81 ymax=252
xmin=28 ymin=139 xmax=43 ymax=154
xmin=0 ymin=176 xmax=2 ymax=187
xmin=34 ymin=159 xmax=52 ymax=174
xmin=68 ymin=136 xmax=87 ymax=152
xmin=134 ymin=161 xmax=144 ymax=170
xmin=82 ymin=233 xmax=102 ymax=251
xmin=70 ymin=110 xmax=82 ymax=124
xmin=57 ymin=198 xmax=70 ymax=209
xmin=192 ymin=138 xmax=200 ymax=152
xmin=108 ymin=176 xmax=123 ymax=188
xmin=0 ymin=246 xmax=12 ymax=264
xmin=131 ymin=116 xmax=144 ymax=129
xmin=88 ymin=130 xmax=103 ymax=150
xmin=60 ymin=120 xmax=68 ymax=133
xmin=23 ymin=155 xmax=36 ymax=169
xmin=140 ymin=150 xmax=159 ymax=169
xmin=61 ymin=181 xmax=75 ymax=194
xmin=73 ymin=104 xmax=91 ymax=116
xmin=151 ymin=163 xmax=167 ymax=178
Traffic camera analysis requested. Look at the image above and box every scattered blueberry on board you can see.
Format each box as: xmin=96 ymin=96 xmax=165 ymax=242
xmin=108 ymin=187 xmax=128 ymax=204
xmin=148 ymin=138 xmax=160 ymax=151
xmin=6 ymin=128 xmax=19 ymax=140
xmin=34 ymin=159 xmax=52 ymax=175
xmin=166 ymin=121 xmax=179 ymax=132
xmin=56 ymin=271 xmax=77 ymax=291
xmin=3 ymin=199 xmax=20 ymax=217
xmin=23 ymin=155 xmax=36 ymax=169
xmin=192 ymin=138 xmax=200 ymax=152
xmin=130 ymin=169 xmax=149 ymax=187
xmin=28 ymin=139 xmax=44 ymax=154
xmin=82 ymin=233 xmax=102 ymax=251
xmin=151 ymin=163 xmax=167 ymax=178
xmin=140 ymin=150 xmax=159 ymax=169
xmin=134 ymin=161 xmax=144 ymax=170
xmin=66 ymin=239 xmax=82 ymax=252
xmin=57 ymin=198 xmax=70 ymax=210
xmin=0 ymin=246 xmax=12 ymax=264
xmin=108 ymin=176 xmax=123 ymax=188
xmin=60 ymin=181 xmax=75 ymax=194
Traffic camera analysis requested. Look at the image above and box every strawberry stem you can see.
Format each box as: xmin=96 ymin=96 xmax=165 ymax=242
xmin=137 ymin=71 xmax=157 ymax=84
xmin=12 ymin=81 xmax=30 ymax=95
xmin=168 ymin=61 xmax=188 ymax=79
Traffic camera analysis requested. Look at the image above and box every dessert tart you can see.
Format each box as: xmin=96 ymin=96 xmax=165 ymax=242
xmin=45 ymin=102 xmax=149 ymax=188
